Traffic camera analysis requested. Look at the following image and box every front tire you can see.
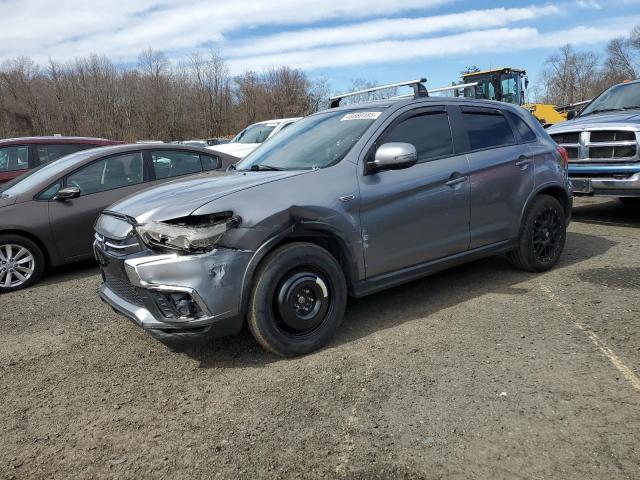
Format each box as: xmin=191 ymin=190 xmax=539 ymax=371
xmin=247 ymin=242 xmax=347 ymax=357
xmin=507 ymin=195 xmax=567 ymax=272
xmin=0 ymin=234 xmax=45 ymax=293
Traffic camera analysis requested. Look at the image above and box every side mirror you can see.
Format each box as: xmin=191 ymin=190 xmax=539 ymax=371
xmin=372 ymin=143 xmax=418 ymax=171
xmin=566 ymin=109 xmax=577 ymax=120
xmin=524 ymin=77 xmax=530 ymax=90
xmin=53 ymin=186 xmax=81 ymax=201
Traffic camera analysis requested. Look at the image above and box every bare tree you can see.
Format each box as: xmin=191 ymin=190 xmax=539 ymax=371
xmin=540 ymin=44 xmax=601 ymax=106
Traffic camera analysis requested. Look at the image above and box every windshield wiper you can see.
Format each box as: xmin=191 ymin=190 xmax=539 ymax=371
xmin=249 ymin=164 xmax=282 ymax=171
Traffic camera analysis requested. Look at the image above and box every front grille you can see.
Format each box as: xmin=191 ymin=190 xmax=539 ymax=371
xmin=103 ymin=268 xmax=144 ymax=307
xmin=552 ymin=129 xmax=638 ymax=163
xmin=565 ymin=147 xmax=579 ymax=160
xmin=551 ymin=133 xmax=579 ymax=144
xmin=590 ymin=131 xmax=635 ymax=142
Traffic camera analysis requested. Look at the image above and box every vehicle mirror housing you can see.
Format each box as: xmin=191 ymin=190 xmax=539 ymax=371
xmin=373 ymin=143 xmax=418 ymax=171
xmin=53 ymin=186 xmax=81 ymax=201
xmin=566 ymin=109 xmax=577 ymax=120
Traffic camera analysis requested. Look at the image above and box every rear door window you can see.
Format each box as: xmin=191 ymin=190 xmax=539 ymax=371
xmin=461 ymin=107 xmax=516 ymax=150
xmin=36 ymin=144 xmax=86 ymax=164
xmin=150 ymin=150 xmax=203 ymax=179
xmin=0 ymin=145 xmax=29 ymax=172
xmin=66 ymin=151 xmax=144 ymax=195
xmin=380 ymin=109 xmax=454 ymax=162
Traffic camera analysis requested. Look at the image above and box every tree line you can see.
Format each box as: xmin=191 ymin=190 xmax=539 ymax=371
xmin=0 ymin=48 xmax=328 ymax=142
xmin=1 ymin=24 xmax=638 ymax=141
xmin=538 ymin=25 xmax=639 ymax=106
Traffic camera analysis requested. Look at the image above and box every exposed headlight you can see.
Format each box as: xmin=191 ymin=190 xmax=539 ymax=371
xmin=136 ymin=212 xmax=240 ymax=252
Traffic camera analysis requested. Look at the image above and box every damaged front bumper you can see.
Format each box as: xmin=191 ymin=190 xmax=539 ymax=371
xmin=96 ymin=244 xmax=252 ymax=342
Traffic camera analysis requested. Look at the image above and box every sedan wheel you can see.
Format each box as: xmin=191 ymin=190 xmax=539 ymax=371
xmin=0 ymin=235 xmax=45 ymax=293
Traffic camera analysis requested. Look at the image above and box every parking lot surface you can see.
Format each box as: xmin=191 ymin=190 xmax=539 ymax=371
xmin=1 ymin=197 xmax=639 ymax=479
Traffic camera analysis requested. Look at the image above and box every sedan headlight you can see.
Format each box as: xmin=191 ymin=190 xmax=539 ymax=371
xmin=136 ymin=212 xmax=240 ymax=252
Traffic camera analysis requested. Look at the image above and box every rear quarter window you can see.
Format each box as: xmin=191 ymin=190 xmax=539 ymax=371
xmin=506 ymin=111 xmax=537 ymax=143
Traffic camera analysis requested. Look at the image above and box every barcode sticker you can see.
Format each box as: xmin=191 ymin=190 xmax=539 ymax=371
xmin=341 ymin=112 xmax=382 ymax=121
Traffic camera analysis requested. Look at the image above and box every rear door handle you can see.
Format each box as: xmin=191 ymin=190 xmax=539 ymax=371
xmin=445 ymin=175 xmax=467 ymax=187
xmin=515 ymin=155 xmax=533 ymax=168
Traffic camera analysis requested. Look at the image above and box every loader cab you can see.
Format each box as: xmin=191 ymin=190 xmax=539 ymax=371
xmin=462 ymin=68 xmax=527 ymax=106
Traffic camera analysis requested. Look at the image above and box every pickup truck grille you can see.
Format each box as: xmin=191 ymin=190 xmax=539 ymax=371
xmin=551 ymin=130 xmax=638 ymax=163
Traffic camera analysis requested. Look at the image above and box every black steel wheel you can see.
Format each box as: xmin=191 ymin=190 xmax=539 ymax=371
xmin=507 ymin=195 xmax=567 ymax=272
xmin=274 ymin=269 xmax=332 ymax=336
xmin=248 ymin=242 xmax=347 ymax=357
xmin=532 ymin=207 xmax=562 ymax=263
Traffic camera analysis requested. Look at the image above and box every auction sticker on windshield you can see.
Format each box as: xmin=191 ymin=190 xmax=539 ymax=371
xmin=341 ymin=112 xmax=382 ymax=121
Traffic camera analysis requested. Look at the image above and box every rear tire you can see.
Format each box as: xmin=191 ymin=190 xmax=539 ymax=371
xmin=619 ymin=197 xmax=640 ymax=206
xmin=0 ymin=234 xmax=45 ymax=293
xmin=507 ymin=195 xmax=566 ymax=272
xmin=247 ymin=242 xmax=347 ymax=357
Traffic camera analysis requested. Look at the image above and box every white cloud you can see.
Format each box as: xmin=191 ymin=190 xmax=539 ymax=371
xmin=225 ymin=5 xmax=561 ymax=58
xmin=226 ymin=16 xmax=640 ymax=73
xmin=0 ymin=0 xmax=451 ymax=63
xmin=574 ymin=0 xmax=601 ymax=8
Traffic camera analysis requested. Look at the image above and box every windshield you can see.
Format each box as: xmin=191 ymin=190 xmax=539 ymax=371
xmin=0 ymin=147 xmax=109 ymax=196
xmin=231 ymin=123 xmax=277 ymax=144
xmin=581 ymin=82 xmax=640 ymax=116
xmin=235 ymin=109 xmax=383 ymax=171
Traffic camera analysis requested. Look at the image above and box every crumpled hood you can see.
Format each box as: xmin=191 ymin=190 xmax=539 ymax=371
xmin=548 ymin=109 xmax=640 ymax=132
xmin=107 ymin=170 xmax=306 ymax=223
xmin=207 ymin=143 xmax=259 ymax=159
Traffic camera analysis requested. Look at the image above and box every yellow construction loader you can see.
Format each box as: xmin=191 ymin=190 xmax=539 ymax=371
xmin=456 ymin=68 xmax=577 ymax=127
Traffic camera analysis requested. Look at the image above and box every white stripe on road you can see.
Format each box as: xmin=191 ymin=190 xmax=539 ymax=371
xmin=539 ymin=283 xmax=640 ymax=392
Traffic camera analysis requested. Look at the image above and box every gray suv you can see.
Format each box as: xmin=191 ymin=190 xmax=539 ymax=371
xmin=95 ymin=80 xmax=572 ymax=356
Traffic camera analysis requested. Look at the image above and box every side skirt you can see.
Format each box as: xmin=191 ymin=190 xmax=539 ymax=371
xmin=351 ymin=240 xmax=515 ymax=298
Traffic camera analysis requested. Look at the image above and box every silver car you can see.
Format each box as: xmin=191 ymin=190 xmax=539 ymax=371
xmin=95 ymin=79 xmax=572 ymax=356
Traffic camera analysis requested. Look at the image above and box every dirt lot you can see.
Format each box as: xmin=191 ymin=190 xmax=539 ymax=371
xmin=1 ymin=197 xmax=639 ymax=479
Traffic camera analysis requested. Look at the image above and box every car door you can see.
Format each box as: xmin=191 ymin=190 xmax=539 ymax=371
xmin=358 ymin=105 xmax=470 ymax=278
xmin=458 ymin=106 xmax=535 ymax=248
xmin=48 ymin=151 xmax=146 ymax=261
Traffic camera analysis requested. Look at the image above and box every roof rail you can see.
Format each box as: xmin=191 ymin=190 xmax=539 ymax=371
xmin=329 ymin=78 xmax=428 ymax=108
xmin=428 ymin=82 xmax=478 ymax=95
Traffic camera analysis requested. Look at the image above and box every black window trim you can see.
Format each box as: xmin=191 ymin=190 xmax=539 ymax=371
xmin=458 ymin=105 xmax=518 ymax=153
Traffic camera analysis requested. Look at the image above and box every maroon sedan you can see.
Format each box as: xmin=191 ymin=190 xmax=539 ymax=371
xmin=0 ymin=136 xmax=121 ymax=184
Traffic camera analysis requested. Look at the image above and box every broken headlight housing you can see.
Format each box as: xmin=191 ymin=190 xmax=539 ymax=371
xmin=136 ymin=212 xmax=240 ymax=253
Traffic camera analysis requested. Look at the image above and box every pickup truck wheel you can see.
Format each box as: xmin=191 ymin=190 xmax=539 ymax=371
xmin=248 ymin=242 xmax=347 ymax=357
xmin=507 ymin=195 xmax=566 ymax=272
xmin=619 ymin=197 xmax=640 ymax=206
xmin=0 ymin=234 xmax=45 ymax=293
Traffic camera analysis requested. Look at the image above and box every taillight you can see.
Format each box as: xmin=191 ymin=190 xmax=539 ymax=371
xmin=557 ymin=146 xmax=569 ymax=167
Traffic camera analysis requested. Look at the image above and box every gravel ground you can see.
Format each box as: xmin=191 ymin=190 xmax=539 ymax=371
xmin=1 ymin=197 xmax=639 ymax=480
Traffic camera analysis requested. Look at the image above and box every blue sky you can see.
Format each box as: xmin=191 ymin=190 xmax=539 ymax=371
xmin=1 ymin=0 xmax=639 ymax=94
